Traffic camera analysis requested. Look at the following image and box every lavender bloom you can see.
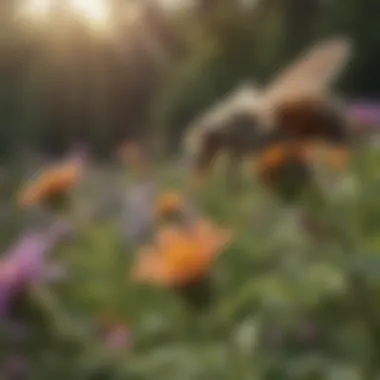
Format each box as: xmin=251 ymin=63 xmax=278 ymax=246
xmin=0 ymin=220 xmax=72 ymax=318
xmin=2 ymin=354 xmax=29 ymax=380
xmin=122 ymin=179 xmax=158 ymax=244
xmin=348 ymin=101 xmax=380 ymax=127
xmin=104 ymin=324 xmax=132 ymax=353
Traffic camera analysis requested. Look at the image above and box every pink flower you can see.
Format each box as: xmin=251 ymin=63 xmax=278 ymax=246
xmin=0 ymin=221 xmax=71 ymax=318
xmin=104 ymin=324 xmax=132 ymax=352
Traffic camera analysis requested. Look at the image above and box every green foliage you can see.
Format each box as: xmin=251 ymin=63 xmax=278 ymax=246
xmin=317 ymin=0 xmax=380 ymax=95
xmin=3 ymin=1 xmax=380 ymax=376
xmin=4 ymin=147 xmax=380 ymax=379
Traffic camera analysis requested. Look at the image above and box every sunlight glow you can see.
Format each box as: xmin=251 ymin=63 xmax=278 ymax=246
xmin=68 ymin=0 xmax=110 ymax=28
xmin=18 ymin=0 xmax=111 ymax=30
xmin=18 ymin=0 xmax=51 ymax=19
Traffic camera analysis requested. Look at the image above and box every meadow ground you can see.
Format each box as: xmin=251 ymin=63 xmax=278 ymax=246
xmin=2 ymin=147 xmax=380 ymax=380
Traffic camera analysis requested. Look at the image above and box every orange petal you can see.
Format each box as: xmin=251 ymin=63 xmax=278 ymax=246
xmin=259 ymin=145 xmax=292 ymax=173
xmin=163 ymin=236 xmax=212 ymax=285
xmin=327 ymin=146 xmax=350 ymax=170
xmin=156 ymin=192 xmax=183 ymax=216
xmin=156 ymin=225 xmax=186 ymax=251
xmin=192 ymin=220 xmax=233 ymax=252
xmin=164 ymin=249 xmax=211 ymax=285
xmin=135 ymin=221 xmax=233 ymax=287
xmin=131 ymin=248 xmax=169 ymax=285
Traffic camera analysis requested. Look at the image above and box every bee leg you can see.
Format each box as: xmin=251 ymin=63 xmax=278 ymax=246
xmin=189 ymin=132 xmax=222 ymax=190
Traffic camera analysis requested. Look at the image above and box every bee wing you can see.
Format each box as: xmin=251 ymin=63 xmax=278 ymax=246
xmin=260 ymin=37 xmax=352 ymax=112
xmin=183 ymin=83 xmax=261 ymax=163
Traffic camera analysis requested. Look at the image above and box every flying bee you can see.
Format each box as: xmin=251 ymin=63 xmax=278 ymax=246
xmin=183 ymin=37 xmax=354 ymax=193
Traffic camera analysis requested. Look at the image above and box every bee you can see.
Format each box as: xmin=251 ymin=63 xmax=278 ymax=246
xmin=184 ymin=37 xmax=353 ymax=193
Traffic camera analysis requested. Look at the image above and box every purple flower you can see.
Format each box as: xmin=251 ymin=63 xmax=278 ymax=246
xmin=103 ymin=323 xmax=132 ymax=353
xmin=2 ymin=354 xmax=29 ymax=380
xmin=0 ymin=220 xmax=72 ymax=318
xmin=348 ymin=101 xmax=380 ymax=127
xmin=122 ymin=179 xmax=158 ymax=244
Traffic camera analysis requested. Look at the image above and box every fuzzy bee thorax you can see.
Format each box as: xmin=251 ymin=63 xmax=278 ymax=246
xmin=261 ymin=96 xmax=351 ymax=147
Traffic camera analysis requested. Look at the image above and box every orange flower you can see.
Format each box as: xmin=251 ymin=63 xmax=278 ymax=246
xmin=258 ymin=142 xmax=311 ymax=177
xmin=155 ymin=191 xmax=183 ymax=219
xmin=19 ymin=162 xmax=82 ymax=208
xmin=257 ymin=142 xmax=312 ymax=201
xmin=132 ymin=219 xmax=233 ymax=287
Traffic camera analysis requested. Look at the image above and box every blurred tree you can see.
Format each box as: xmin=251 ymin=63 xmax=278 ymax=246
xmin=282 ymin=0 xmax=322 ymax=58
xmin=152 ymin=0 xmax=285 ymax=153
xmin=1 ymin=0 xmax=184 ymax=157
xmin=2 ymin=0 xmax=380 ymax=158
xmin=318 ymin=0 xmax=380 ymax=96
